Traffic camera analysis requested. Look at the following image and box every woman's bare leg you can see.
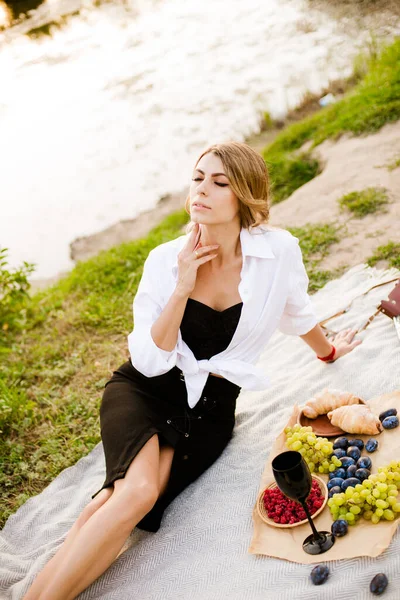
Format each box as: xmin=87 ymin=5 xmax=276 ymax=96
xmin=23 ymin=434 xmax=175 ymax=600
xmin=23 ymin=488 xmax=113 ymax=600
xmin=115 ymin=441 xmax=175 ymax=559
xmin=158 ymin=442 xmax=175 ymax=496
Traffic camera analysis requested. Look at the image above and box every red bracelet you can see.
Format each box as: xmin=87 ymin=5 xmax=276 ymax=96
xmin=317 ymin=345 xmax=336 ymax=362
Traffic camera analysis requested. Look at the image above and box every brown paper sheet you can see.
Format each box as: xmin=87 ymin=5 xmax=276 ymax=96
xmin=248 ymin=390 xmax=400 ymax=564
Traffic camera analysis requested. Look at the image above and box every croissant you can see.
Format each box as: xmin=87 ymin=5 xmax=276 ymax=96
xmin=327 ymin=404 xmax=383 ymax=435
xmin=302 ymin=388 xmax=362 ymax=419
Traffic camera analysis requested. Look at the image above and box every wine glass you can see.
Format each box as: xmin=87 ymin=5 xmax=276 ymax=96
xmin=271 ymin=450 xmax=335 ymax=555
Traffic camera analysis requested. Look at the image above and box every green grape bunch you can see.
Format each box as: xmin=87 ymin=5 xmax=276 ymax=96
xmin=328 ymin=461 xmax=400 ymax=525
xmin=284 ymin=424 xmax=342 ymax=474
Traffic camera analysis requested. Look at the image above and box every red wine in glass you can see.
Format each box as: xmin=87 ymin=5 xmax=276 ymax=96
xmin=272 ymin=450 xmax=335 ymax=555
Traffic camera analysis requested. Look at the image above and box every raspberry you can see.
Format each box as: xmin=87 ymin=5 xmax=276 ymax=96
xmin=263 ymin=481 xmax=324 ymax=524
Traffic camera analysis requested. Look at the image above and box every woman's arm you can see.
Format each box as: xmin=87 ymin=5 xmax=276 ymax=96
xmin=150 ymin=289 xmax=189 ymax=351
xmin=277 ymin=237 xmax=362 ymax=362
xmin=300 ymin=324 xmax=362 ymax=361
xmin=300 ymin=324 xmax=334 ymax=358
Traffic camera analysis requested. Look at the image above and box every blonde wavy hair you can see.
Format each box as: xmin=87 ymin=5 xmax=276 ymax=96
xmin=185 ymin=141 xmax=270 ymax=229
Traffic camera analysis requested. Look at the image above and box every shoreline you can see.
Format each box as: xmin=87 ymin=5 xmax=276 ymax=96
xmin=29 ymin=189 xmax=187 ymax=292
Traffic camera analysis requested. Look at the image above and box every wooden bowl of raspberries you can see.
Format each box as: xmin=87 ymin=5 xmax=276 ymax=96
xmin=256 ymin=475 xmax=328 ymax=528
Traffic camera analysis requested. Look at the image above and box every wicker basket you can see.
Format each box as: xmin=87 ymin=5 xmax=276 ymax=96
xmin=256 ymin=475 xmax=328 ymax=529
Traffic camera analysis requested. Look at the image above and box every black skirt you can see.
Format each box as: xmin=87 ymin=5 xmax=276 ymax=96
xmin=93 ymin=360 xmax=241 ymax=532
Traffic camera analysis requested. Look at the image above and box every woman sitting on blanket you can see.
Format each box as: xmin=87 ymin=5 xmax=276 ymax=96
xmin=23 ymin=141 xmax=361 ymax=600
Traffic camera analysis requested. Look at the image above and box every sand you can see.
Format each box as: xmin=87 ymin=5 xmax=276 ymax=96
xmin=269 ymin=120 xmax=400 ymax=272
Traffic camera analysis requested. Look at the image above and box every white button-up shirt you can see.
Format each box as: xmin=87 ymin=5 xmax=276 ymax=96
xmin=128 ymin=226 xmax=318 ymax=408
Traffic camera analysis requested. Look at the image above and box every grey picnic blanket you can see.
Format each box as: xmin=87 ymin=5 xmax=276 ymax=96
xmin=1 ymin=264 xmax=400 ymax=600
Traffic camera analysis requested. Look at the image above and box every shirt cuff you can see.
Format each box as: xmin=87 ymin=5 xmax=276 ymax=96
xmin=279 ymin=315 xmax=318 ymax=336
xmin=157 ymin=345 xmax=177 ymax=362
xmin=278 ymin=302 xmax=318 ymax=336
xmin=128 ymin=329 xmax=178 ymax=377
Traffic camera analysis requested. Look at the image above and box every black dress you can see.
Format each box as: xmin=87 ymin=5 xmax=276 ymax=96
xmin=94 ymin=298 xmax=243 ymax=532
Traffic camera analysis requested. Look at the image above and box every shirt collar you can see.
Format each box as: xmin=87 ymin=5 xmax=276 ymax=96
xmin=240 ymin=226 xmax=276 ymax=259
xmin=172 ymin=225 xmax=275 ymax=276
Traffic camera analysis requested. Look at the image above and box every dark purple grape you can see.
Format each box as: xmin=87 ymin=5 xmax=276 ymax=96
xmin=347 ymin=446 xmax=361 ymax=461
xmin=382 ymin=416 xmax=399 ymax=429
xmin=333 ymin=437 xmax=348 ymax=450
xmin=341 ymin=477 xmax=361 ymax=491
xmin=355 ymin=468 xmax=371 ymax=482
xmin=357 ymin=456 xmax=372 ymax=470
xmin=370 ymin=573 xmax=388 ymax=595
xmin=331 ymin=519 xmax=348 ymax=537
xmin=328 ymin=477 xmax=345 ymax=490
xmin=365 ymin=438 xmax=378 ymax=453
xmin=347 ymin=438 xmax=364 ymax=450
xmin=346 ymin=465 xmax=358 ymax=478
xmin=340 ymin=456 xmax=356 ymax=469
xmin=310 ymin=564 xmax=329 ymax=585
xmin=333 ymin=448 xmax=346 ymax=459
xmin=328 ymin=486 xmax=342 ymax=498
xmin=379 ymin=408 xmax=397 ymax=422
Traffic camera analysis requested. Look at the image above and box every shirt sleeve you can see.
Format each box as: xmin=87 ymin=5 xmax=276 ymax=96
xmin=278 ymin=238 xmax=318 ymax=336
xmin=127 ymin=248 xmax=179 ymax=376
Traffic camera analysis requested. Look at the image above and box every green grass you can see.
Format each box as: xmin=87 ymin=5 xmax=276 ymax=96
xmin=288 ymin=223 xmax=342 ymax=292
xmin=338 ymin=187 xmax=390 ymax=218
xmin=266 ymin=151 xmax=321 ymax=203
xmin=367 ymin=241 xmax=400 ymax=269
xmin=263 ymin=39 xmax=400 ymax=202
xmin=386 ymin=156 xmax=400 ymax=171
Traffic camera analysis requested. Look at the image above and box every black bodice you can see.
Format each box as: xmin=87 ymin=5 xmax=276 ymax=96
xmin=180 ymin=298 xmax=243 ymax=360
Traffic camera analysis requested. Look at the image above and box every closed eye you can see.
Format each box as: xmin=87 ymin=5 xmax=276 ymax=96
xmin=192 ymin=178 xmax=228 ymax=187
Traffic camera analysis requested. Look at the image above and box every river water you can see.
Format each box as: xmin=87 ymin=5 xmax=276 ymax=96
xmin=0 ymin=0 xmax=397 ymax=280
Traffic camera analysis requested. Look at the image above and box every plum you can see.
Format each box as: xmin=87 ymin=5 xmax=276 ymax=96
xmin=328 ymin=486 xmax=342 ymax=498
xmin=370 ymin=573 xmax=388 ymax=595
xmin=327 ymin=477 xmax=345 ymax=490
xmin=333 ymin=437 xmax=348 ymax=450
xmin=331 ymin=519 xmax=348 ymax=537
xmin=341 ymin=477 xmax=361 ymax=491
xmin=333 ymin=448 xmax=346 ymax=459
xmin=365 ymin=438 xmax=379 ymax=453
xmin=310 ymin=564 xmax=329 ymax=585
xmin=355 ymin=468 xmax=371 ymax=482
xmin=340 ymin=456 xmax=356 ymax=469
xmin=346 ymin=465 xmax=358 ymax=478
xmin=382 ymin=416 xmax=399 ymax=430
xmin=379 ymin=408 xmax=397 ymax=422
xmin=347 ymin=438 xmax=364 ymax=450
xmin=357 ymin=456 xmax=372 ymax=470
xmin=329 ymin=468 xmax=346 ymax=480
xmin=347 ymin=446 xmax=361 ymax=461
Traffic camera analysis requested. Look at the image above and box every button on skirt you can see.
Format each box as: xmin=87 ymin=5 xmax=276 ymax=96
xmin=93 ymin=360 xmax=241 ymax=532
